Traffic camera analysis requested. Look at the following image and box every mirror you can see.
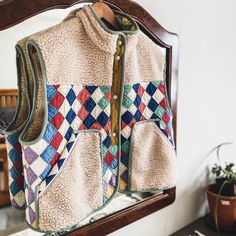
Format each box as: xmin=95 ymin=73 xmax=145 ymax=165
xmin=0 ymin=3 xmax=171 ymax=236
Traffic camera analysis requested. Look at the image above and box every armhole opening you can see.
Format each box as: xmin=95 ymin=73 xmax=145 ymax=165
xmin=5 ymin=46 xmax=29 ymax=133
xmin=20 ymin=42 xmax=47 ymax=143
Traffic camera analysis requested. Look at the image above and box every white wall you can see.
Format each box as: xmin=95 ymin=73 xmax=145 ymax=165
xmin=0 ymin=1 xmax=236 ymax=235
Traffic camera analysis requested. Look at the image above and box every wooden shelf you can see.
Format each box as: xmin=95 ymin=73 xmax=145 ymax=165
xmin=171 ymin=217 xmax=235 ymax=236
xmin=0 ymin=143 xmax=10 ymax=207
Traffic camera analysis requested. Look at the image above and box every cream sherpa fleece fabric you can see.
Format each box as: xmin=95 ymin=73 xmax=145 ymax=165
xmin=129 ymin=121 xmax=176 ymax=191
xmin=26 ymin=5 xmax=164 ymax=87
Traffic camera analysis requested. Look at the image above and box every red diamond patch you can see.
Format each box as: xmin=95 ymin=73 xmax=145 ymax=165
xmin=50 ymin=91 xmax=65 ymax=109
xmin=162 ymin=112 xmax=170 ymax=124
xmin=50 ymin=152 xmax=61 ymax=166
xmin=50 ymin=132 xmax=63 ymax=149
xmin=104 ymin=151 xmax=114 ymax=165
xmin=78 ymin=89 xmax=90 ymax=103
xmin=158 ymin=83 xmax=165 ymax=94
xmin=139 ymin=102 xmax=146 ymax=113
xmin=138 ymin=86 xmax=145 ymax=96
xmin=160 ymin=98 xmax=168 ymax=110
xmin=51 ymin=112 xmax=65 ymax=129
xmin=78 ymin=107 xmax=89 ymax=120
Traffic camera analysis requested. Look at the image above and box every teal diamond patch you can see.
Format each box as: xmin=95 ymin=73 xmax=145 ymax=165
xmin=155 ymin=105 xmax=165 ymax=118
xmin=98 ymin=97 xmax=109 ymax=109
xmin=102 ymin=145 xmax=108 ymax=157
xmin=100 ymin=86 xmax=111 ymax=94
xmin=121 ymin=140 xmax=129 ymax=153
xmin=109 ymin=145 xmax=118 ymax=156
xmin=123 ymin=96 xmax=133 ymax=109
xmin=160 ymin=120 xmax=167 ymax=129
xmin=123 ymin=85 xmax=132 ymax=95
xmin=151 ymin=80 xmax=160 ymax=88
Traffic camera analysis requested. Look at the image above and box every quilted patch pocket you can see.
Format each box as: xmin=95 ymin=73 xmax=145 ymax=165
xmin=128 ymin=120 xmax=177 ymax=192
xmin=36 ymin=130 xmax=103 ymax=232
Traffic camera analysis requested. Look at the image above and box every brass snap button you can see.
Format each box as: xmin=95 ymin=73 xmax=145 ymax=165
xmin=116 ymin=55 xmax=121 ymax=61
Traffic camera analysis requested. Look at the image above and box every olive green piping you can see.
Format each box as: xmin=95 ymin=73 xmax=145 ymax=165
xmin=4 ymin=45 xmax=30 ymax=135
xmin=19 ymin=40 xmax=48 ymax=145
xmin=126 ymin=118 xmax=176 ymax=193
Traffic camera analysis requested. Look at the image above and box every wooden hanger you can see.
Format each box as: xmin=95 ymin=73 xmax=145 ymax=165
xmin=92 ymin=2 xmax=119 ymax=30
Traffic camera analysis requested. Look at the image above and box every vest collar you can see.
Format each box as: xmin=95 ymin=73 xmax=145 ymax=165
xmin=76 ymin=4 xmax=140 ymax=53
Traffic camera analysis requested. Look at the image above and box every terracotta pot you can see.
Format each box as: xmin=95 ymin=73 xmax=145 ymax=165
xmin=206 ymin=184 xmax=236 ymax=230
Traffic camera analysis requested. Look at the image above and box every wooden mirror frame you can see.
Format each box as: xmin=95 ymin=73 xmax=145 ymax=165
xmin=0 ymin=0 xmax=179 ymax=235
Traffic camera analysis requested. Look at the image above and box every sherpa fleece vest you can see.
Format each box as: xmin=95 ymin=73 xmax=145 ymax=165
xmin=19 ymin=4 xmax=176 ymax=232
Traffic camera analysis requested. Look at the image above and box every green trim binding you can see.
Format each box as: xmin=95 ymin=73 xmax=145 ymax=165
xmin=4 ymin=45 xmax=30 ymax=135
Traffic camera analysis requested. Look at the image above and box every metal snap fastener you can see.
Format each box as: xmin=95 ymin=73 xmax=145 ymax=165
xmin=116 ymin=55 xmax=121 ymax=61
xmin=113 ymin=94 xmax=118 ymax=100
xmin=118 ymin=40 xmax=122 ymax=46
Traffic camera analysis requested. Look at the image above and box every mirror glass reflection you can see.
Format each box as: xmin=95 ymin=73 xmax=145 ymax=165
xmin=0 ymin=4 xmax=167 ymax=235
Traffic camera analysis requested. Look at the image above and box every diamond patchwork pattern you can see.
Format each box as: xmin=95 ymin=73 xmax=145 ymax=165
xmin=5 ymin=133 xmax=25 ymax=208
xmin=23 ymin=80 xmax=174 ymax=227
xmin=119 ymin=81 xmax=174 ymax=191
xmin=39 ymin=132 xmax=79 ymax=192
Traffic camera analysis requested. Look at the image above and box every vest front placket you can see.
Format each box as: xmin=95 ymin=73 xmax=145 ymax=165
xmin=111 ymin=35 xmax=125 ymax=145
xmin=110 ymin=34 xmax=127 ymax=195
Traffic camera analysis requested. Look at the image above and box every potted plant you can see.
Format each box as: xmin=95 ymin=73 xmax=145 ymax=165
xmin=206 ymin=142 xmax=236 ymax=231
